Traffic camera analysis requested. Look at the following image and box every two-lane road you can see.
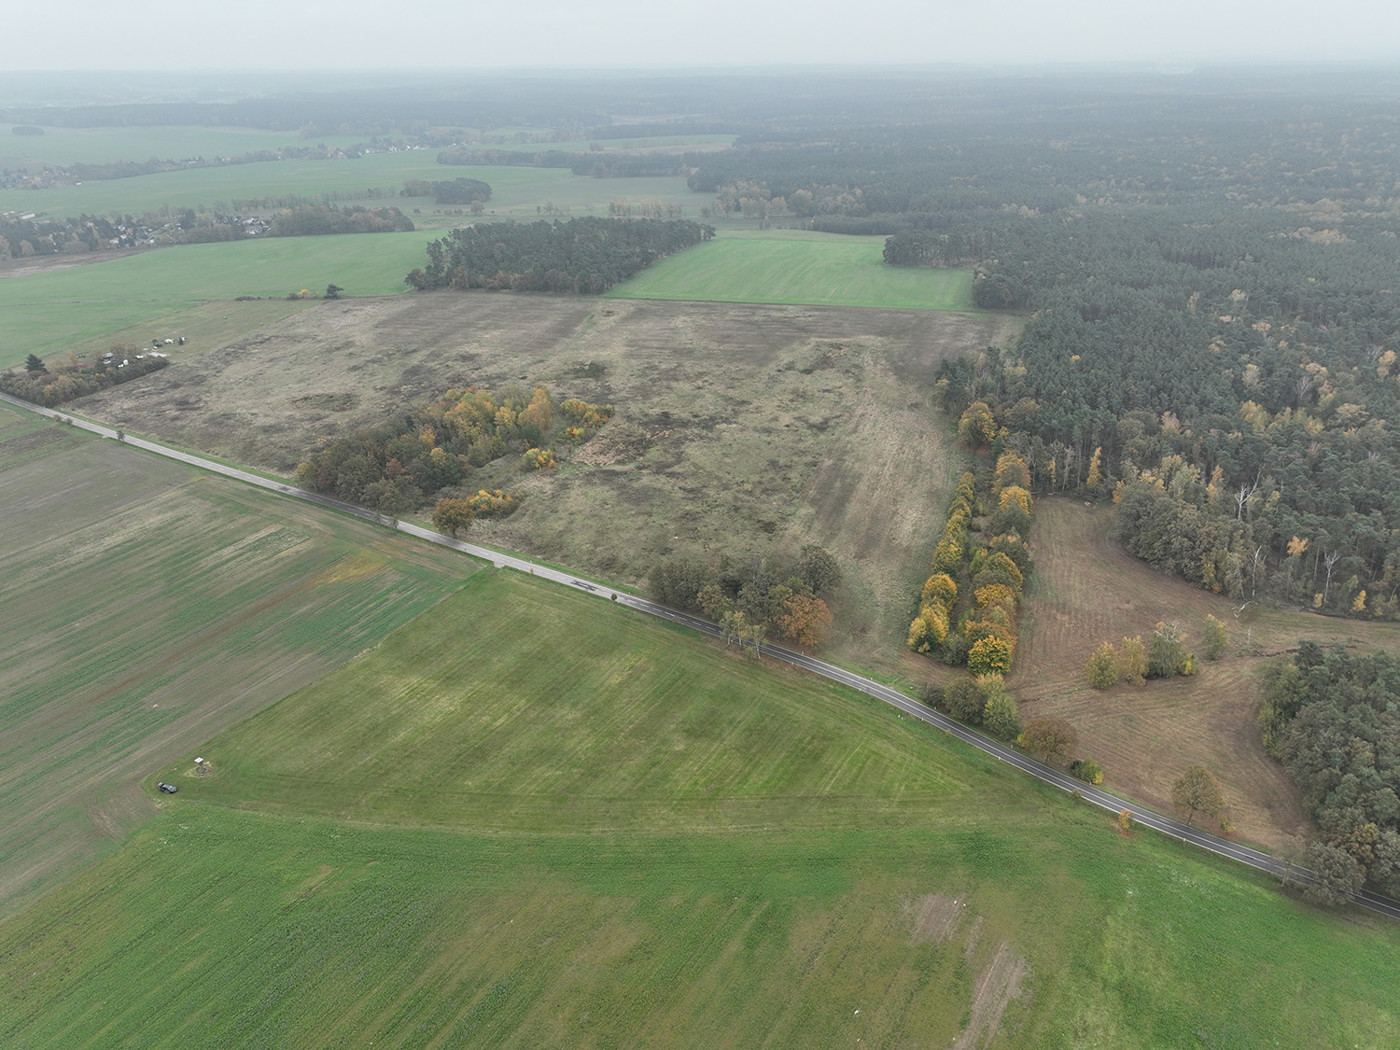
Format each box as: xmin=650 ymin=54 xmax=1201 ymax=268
xmin=6 ymin=391 xmax=1398 ymax=920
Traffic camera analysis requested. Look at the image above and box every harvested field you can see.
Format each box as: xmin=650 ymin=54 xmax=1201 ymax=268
xmin=76 ymin=292 xmax=1022 ymax=675
xmin=1015 ymin=496 xmax=1400 ymax=851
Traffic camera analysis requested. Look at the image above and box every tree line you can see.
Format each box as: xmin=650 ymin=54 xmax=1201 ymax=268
xmin=907 ymin=451 xmax=1035 ymax=674
xmin=267 ymin=204 xmax=414 ymax=237
xmin=400 ymin=178 xmax=492 ymax=204
xmin=405 ymin=217 xmax=713 ymax=295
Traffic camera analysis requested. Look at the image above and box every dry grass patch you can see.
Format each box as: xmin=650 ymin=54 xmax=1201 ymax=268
xmin=1017 ymin=496 xmax=1400 ymax=851
xmin=75 ymin=292 xmax=1020 ymax=676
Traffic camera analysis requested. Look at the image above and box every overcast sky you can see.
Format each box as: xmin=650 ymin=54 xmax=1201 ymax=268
xmin=10 ymin=0 xmax=1400 ymax=71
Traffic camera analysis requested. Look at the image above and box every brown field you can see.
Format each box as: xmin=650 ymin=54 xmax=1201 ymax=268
xmin=1015 ymin=496 xmax=1400 ymax=852
xmin=74 ymin=292 xmax=1021 ymax=677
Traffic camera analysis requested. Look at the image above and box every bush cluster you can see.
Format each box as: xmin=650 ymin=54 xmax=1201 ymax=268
xmin=0 ymin=350 xmax=169 ymax=407
xmin=294 ymin=384 xmax=610 ymax=517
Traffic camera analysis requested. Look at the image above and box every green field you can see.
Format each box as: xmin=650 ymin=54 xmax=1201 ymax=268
xmin=2 ymin=569 xmax=1396 ymax=1047
xmin=0 ymin=232 xmax=439 ymax=368
xmin=0 ymin=149 xmax=711 ymax=224
xmin=0 ymin=124 xmax=369 ymax=167
xmin=607 ymin=229 xmax=976 ymax=309
xmin=0 ymin=401 xmax=475 ymax=911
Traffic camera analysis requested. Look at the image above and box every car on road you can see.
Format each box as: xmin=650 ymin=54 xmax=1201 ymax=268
xmin=157 ymin=782 xmax=178 ymax=794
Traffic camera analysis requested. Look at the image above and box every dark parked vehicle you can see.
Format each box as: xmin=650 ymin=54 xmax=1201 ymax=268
xmin=157 ymin=782 xmax=178 ymax=794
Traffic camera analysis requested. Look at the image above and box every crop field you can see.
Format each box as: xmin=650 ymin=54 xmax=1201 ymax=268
xmin=3 ymin=570 xmax=1398 ymax=1048
xmin=72 ymin=293 xmax=1022 ymax=677
xmin=0 ymin=400 xmax=475 ymax=912
xmin=608 ymin=229 xmax=976 ymax=310
xmin=1013 ymin=496 xmax=1400 ymax=852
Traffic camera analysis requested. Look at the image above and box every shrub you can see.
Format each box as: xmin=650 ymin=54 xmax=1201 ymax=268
xmin=1070 ymin=758 xmax=1104 ymax=785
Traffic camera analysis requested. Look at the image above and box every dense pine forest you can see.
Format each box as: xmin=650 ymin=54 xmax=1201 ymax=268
xmin=405 ymin=217 xmax=712 ymax=293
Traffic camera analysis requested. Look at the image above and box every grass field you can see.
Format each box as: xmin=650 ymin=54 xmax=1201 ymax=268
xmin=0 ymin=232 xmax=441 ymax=368
xmin=0 ymin=400 xmax=475 ymax=913
xmin=71 ymin=293 xmax=1021 ymax=678
xmin=0 ymin=124 xmax=368 ymax=168
xmin=1013 ymin=496 xmax=1400 ymax=852
xmin=0 ymin=148 xmax=711 ymax=226
xmin=3 ymin=570 xmax=1397 ymax=1048
xmin=608 ymin=229 xmax=976 ymax=310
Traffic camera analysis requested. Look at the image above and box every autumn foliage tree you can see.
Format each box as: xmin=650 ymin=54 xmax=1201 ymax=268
xmin=432 ymin=497 xmax=476 ymax=537
xmin=1085 ymin=642 xmax=1119 ymax=689
xmin=1020 ymin=717 xmax=1077 ymax=765
xmin=777 ymin=593 xmax=833 ymax=649
xmin=957 ymin=401 xmax=997 ymax=449
xmin=1118 ymin=636 xmax=1148 ymax=684
xmin=1171 ymin=764 xmax=1225 ymax=827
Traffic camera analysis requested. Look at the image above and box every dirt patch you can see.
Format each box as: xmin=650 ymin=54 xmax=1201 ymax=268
xmin=901 ymin=893 xmax=968 ymax=946
xmin=951 ymin=941 xmax=1028 ymax=1050
xmin=0 ymin=246 xmax=154 ymax=280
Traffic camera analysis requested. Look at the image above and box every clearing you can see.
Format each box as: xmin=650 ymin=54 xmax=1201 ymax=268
xmin=73 ymin=292 xmax=1021 ymax=677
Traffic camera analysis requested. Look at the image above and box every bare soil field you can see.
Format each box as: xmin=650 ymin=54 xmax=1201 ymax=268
xmin=76 ymin=292 xmax=1022 ymax=676
xmin=1015 ymin=496 xmax=1400 ymax=852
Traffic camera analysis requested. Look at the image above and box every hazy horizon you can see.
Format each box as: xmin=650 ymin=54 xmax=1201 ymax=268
xmin=9 ymin=0 xmax=1400 ymax=73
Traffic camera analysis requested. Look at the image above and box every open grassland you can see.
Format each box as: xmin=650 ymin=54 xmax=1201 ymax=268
xmin=0 ymin=233 xmax=438 ymax=368
xmin=608 ymin=229 xmax=976 ymax=310
xmin=0 ymin=401 xmax=474 ymax=913
xmin=0 ymin=149 xmax=710 ymax=225
xmin=0 ymin=124 xmax=368 ymax=168
xmin=1013 ymin=496 xmax=1400 ymax=852
xmin=3 ymin=571 xmax=1397 ymax=1048
xmin=75 ymin=294 xmax=1021 ymax=678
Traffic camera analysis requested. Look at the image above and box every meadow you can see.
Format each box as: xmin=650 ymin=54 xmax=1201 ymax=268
xmin=1013 ymin=496 xmax=1400 ymax=853
xmin=2 ymin=570 xmax=1397 ymax=1048
xmin=0 ymin=232 xmax=438 ymax=369
xmin=0 ymin=123 xmax=368 ymax=167
xmin=608 ymin=229 xmax=976 ymax=310
xmin=0 ymin=400 xmax=474 ymax=913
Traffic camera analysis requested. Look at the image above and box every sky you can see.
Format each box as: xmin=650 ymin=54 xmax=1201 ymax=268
xmin=8 ymin=0 xmax=1400 ymax=71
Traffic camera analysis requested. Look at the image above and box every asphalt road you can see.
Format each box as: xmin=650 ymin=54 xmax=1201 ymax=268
xmin=7 ymin=390 xmax=1399 ymax=921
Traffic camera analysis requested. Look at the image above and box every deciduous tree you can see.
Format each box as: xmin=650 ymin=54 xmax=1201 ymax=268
xmin=982 ymin=688 xmax=1022 ymax=741
xmin=431 ymin=497 xmax=475 ymax=537
xmin=777 ymin=594 xmax=832 ymax=649
xmin=957 ymin=400 xmax=996 ymax=449
xmin=1020 ymin=717 xmax=1076 ymax=765
xmin=1148 ymin=621 xmax=1195 ymax=678
xmin=941 ymin=679 xmax=984 ymax=723
xmin=1118 ymin=636 xmax=1147 ymax=684
xmin=1086 ymin=642 xmax=1119 ymax=689
xmin=1171 ymin=765 xmax=1224 ymax=827
xmin=967 ymin=635 xmax=1013 ymax=675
